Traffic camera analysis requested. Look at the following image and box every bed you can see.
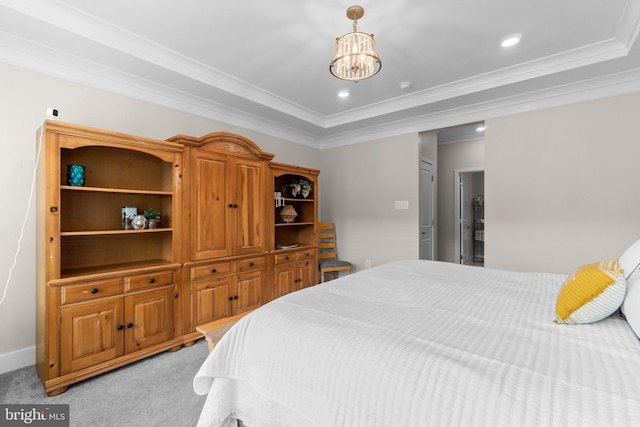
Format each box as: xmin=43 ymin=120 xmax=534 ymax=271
xmin=193 ymin=258 xmax=640 ymax=427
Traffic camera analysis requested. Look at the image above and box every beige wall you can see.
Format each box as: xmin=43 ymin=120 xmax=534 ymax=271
xmin=436 ymin=139 xmax=485 ymax=263
xmin=485 ymin=92 xmax=640 ymax=273
xmin=0 ymin=63 xmax=318 ymax=372
xmin=420 ymin=131 xmax=438 ymax=162
xmin=319 ymin=133 xmax=421 ymax=271
xmin=4 ymin=59 xmax=640 ymax=373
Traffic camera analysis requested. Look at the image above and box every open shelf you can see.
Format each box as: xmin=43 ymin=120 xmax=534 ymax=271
xmin=51 ymin=131 xmax=182 ymax=279
xmin=271 ymin=164 xmax=319 ymax=252
xmin=273 ymin=243 xmax=316 ymax=252
xmin=61 ymin=228 xmax=173 ymax=237
xmin=56 ymin=260 xmax=180 ymax=282
xmin=61 ymin=185 xmax=172 ymax=196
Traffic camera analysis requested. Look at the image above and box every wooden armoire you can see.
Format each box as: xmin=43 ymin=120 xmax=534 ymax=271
xmin=167 ymin=132 xmax=276 ymax=341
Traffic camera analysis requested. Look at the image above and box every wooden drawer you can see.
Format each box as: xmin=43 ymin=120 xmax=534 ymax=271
xmin=191 ymin=262 xmax=232 ymax=281
xmin=296 ymin=249 xmax=316 ymax=261
xmin=274 ymin=252 xmax=298 ymax=265
xmin=274 ymin=250 xmax=316 ymax=265
xmin=60 ymin=278 xmax=122 ymax=305
xmin=126 ymin=270 xmax=174 ymax=292
xmin=235 ymin=256 xmax=266 ymax=273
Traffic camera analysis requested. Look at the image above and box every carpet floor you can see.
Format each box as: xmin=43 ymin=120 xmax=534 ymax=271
xmin=0 ymin=339 xmax=210 ymax=427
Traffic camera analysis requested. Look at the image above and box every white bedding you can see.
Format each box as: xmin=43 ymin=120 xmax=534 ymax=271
xmin=193 ymin=260 xmax=640 ymax=427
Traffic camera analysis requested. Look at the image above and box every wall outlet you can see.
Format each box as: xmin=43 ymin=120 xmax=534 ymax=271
xmin=394 ymin=200 xmax=409 ymax=210
xmin=365 ymin=259 xmax=372 ymax=269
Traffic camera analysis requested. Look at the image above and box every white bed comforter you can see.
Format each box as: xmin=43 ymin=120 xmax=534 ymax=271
xmin=193 ymin=260 xmax=640 ymax=427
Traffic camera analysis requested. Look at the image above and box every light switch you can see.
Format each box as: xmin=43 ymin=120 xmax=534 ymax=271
xmin=394 ymin=201 xmax=409 ymax=210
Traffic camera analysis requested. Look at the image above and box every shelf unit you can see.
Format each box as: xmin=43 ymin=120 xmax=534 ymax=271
xmin=271 ymin=163 xmax=320 ymax=295
xmin=36 ymin=120 xmax=184 ymax=396
xmin=56 ymin=144 xmax=177 ymax=276
xmin=33 ymin=122 xmax=323 ymax=395
xmin=272 ymin=163 xmax=319 ymax=250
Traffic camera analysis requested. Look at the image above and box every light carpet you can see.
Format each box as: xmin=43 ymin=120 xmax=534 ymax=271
xmin=0 ymin=339 xmax=209 ymax=427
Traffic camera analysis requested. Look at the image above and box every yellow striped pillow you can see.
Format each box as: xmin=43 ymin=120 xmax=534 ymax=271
xmin=555 ymin=260 xmax=627 ymax=324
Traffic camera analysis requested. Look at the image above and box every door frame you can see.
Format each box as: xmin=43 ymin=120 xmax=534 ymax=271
xmin=454 ymin=167 xmax=484 ymax=264
xmin=419 ymin=158 xmax=435 ymax=260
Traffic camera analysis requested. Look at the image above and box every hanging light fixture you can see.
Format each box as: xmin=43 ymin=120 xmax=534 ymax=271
xmin=330 ymin=5 xmax=382 ymax=82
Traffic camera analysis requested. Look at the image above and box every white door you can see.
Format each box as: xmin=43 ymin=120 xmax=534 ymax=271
xmin=459 ymin=173 xmax=474 ymax=265
xmin=419 ymin=160 xmax=435 ymax=260
xmin=454 ymin=168 xmax=484 ymax=265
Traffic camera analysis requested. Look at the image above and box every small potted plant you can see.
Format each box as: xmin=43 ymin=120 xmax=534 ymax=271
xmin=143 ymin=208 xmax=161 ymax=229
xmin=286 ymin=179 xmax=312 ymax=198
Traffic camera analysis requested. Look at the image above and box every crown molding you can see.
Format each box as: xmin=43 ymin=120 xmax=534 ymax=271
xmin=3 ymin=28 xmax=640 ymax=151
xmin=0 ymin=0 xmax=327 ymax=127
xmin=3 ymin=0 xmax=640 ymax=132
xmin=324 ymin=38 xmax=629 ymax=128
xmin=0 ymin=28 xmax=323 ymax=147
xmin=2 ymin=0 xmax=640 ymax=150
xmin=317 ymin=67 xmax=640 ymax=149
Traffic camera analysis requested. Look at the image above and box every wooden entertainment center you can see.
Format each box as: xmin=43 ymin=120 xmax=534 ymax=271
xmin=35 ymin=121 xmax=319 ymax=395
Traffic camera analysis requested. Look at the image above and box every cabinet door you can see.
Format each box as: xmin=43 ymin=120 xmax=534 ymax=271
xmin=234 ymin=158 xmax=266 ymax=255
xmin=60 ymin=298 xmax=124 ymax=375
xmin=297 ymin=259 xmax=317 ymax=290
xmin=234 ymin=270 xmax=263 ymax=314
xmin=274 ymin=263 xmax=297 ymax=298
xmin=192 ymin=277 xmax=231 ymax=327
xmin=125 ymin=287 xmax=174 ymax=353
xmin=191 ymin=152 xmax=231 ymax=260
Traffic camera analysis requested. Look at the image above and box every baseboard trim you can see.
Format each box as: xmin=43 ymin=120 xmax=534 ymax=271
xmin=0 ymin=346 xmax=35 ymax=375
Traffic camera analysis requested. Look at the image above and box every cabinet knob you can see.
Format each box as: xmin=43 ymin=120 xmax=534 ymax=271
xmin=149 ymin=278 xmax=155 ymax=284
xmin=233 ymin=204 xmax=238 ymax=208
xmin=127 ymin=323 xmax=134 ymax=328
xmin=91 ymin=288 xmax=98 ymax=294
xmin=234 ymin=295 xmax=238 ymax=300
xmin=228 ymin=203 xmax=233 ymax=208
xmin=228 ymin=296 xmax=233 ymax=301
xmin=211 ymin=268 xmax=217 ymax=273
xmin=117 ymin=325 xmax=124 ymax=331
xmin=249 ymin=262 xmax=254 ymax=267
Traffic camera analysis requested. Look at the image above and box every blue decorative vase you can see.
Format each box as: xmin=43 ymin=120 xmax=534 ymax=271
xmin=66 ymin=164 xmax=85 ymax=186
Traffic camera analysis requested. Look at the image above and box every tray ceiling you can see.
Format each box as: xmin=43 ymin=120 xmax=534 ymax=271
xmin=1 ymin=0 xmax=640 ymax=148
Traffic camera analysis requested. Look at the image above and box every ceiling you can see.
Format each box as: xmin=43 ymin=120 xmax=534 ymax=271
xmin=2 ymin=0 xmax=640 ymax=148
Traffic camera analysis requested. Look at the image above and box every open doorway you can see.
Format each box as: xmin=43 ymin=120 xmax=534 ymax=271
xmin=454 ymin=168 xmax=484 ymax=266
xmin=419 ymin=158 xmax=435 ymax=260
xmin=430 ymin=120 xmax=485 ymax=264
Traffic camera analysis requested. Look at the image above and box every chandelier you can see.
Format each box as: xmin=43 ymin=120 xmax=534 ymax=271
xmin=330 ymin=5 xmax=382 ymax=82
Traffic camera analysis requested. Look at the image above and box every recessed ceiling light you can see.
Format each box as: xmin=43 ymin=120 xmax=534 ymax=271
xmin=399 ymin=81 xmax=413 ymax=91
xmin=501 ymin=35 xmax=521 ymax=48
xmin=338 ymin=90 xmax=350 ymax=98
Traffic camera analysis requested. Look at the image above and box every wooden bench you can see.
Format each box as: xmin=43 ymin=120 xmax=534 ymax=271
xmin=196 ymin=311 xmax=253 ymax=352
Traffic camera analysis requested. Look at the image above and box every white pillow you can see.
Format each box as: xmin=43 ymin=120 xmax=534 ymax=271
xmin=554 ymin=260 xmax=626 ymax=324
xmin=622 ymin=273 xmax=640 ymax=338
xmin=619 ymin=238 xmax=640 ymax=279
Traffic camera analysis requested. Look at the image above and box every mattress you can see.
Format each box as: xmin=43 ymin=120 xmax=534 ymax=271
xmin=193 ymin=260 xmax=640 ymax=426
